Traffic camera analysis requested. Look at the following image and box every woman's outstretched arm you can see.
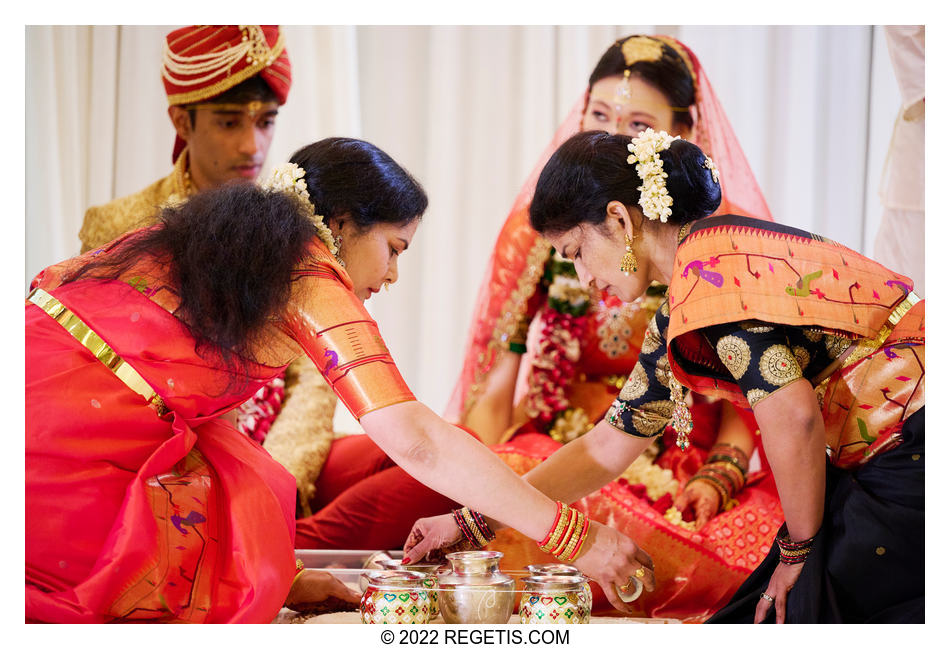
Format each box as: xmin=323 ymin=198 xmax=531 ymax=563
xmin=360 ymin=401 xmax=654 ymax=611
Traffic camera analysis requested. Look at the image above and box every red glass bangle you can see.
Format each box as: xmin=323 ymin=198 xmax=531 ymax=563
xmin=540 ymin=502 xmax=565 ymax=544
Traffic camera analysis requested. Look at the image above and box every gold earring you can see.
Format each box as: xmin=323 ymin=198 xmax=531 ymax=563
xmin=620 ymin=235 xmax=638 ymax=275
xmin=333 ymin=234 xmax=346 ymax=268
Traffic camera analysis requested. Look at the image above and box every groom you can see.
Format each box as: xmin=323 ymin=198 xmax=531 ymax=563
xmin=79 ymin=24 xmax=292 ymax=253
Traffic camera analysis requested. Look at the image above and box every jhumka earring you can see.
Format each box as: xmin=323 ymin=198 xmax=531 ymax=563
xmin=333 ymin=234 xmax=346 ymax=268
xmin=620 ymin=235 xmax=638 ymax=275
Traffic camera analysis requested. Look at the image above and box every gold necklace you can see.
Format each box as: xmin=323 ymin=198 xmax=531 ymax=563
xmin=677 ymin=222 xmax=691 ymax=244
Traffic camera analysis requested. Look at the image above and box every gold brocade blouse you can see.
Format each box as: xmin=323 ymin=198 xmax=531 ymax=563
xmin=277 ymin=243 xmax=416 ymax=420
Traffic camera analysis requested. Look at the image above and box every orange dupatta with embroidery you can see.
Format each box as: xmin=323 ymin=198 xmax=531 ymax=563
xmin=667 ymin=215 xmax=924 ymax=469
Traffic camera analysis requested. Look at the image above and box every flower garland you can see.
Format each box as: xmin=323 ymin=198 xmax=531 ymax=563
xmin=524 ymin=252 xmax=700 ymax=528
xmin=523 ymin=252 xmax=593 ymax=443
xmin=615 ymin=440 xmax=698 ymax=531
xmin=236 ymin=376 xmax=285 ymax=443
xmin=259 ymin=162 xmax=338 ymax=255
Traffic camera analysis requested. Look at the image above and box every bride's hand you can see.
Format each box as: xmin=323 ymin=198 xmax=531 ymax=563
xmin=674 ymin=478 xmax=722 ymax=529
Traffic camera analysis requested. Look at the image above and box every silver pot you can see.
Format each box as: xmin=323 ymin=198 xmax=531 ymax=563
xmin=436 ymin=551 xmax=515 ymax=624
xmin=525 ymin=563 xmax=583 ymax=577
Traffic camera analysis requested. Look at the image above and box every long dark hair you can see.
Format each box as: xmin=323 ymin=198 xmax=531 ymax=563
xmin=62 ymin=137 xmax=428 ymax=373
xmin=290 ymin=137 xmax=428 ymax=231
xmin=588 ymin=36 xmax=696 ymax=131
xmin=529 ymin=131 xmax=721 ymax=235
xmin=63 ymin=184 xmax=315 ymax=373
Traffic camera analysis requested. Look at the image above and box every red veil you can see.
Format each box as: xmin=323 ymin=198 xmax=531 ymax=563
xmin=445 ymin=35 xmax=773 ymax=423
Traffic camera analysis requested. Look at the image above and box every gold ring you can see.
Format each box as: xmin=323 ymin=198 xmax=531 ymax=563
xmin=635 ymin=567 xmax=645 ymax=579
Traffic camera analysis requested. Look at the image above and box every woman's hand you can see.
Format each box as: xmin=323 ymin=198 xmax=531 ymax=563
xmin=571 ymin=520 xmax=655 ymax=613
xmin=402 ymin=513 xmax=475 ymax=564
xmin=673 ymin=478 xmax=722 ymax=529
xmin=285 ymin=570 xmax=362 ymax=612
xmin=755 ymin=561 xmax=804 ymax=623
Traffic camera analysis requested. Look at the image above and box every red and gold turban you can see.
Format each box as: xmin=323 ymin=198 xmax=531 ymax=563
xmin=162 ymin=25 xmax=293 ymax=161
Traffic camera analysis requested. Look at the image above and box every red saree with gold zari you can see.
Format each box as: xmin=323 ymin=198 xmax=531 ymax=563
xmin=25 ymin=236 xmax=414 ymax=623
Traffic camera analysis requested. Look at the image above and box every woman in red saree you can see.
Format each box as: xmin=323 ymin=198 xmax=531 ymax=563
xmin=406 ymin=129 xmax=922 ymax=623
xmin=25 ymin=137 xmax=654 ymax=623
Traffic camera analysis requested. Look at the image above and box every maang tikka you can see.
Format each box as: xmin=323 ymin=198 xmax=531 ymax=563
xmin=620 ymin=234 xmax=638 ymax=275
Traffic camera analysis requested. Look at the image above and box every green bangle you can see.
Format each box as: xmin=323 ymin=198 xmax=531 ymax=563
xmin=508 ymin=342 xmax=527 ymax=354
xmin=706 ymin=454 xmax=748 ymax=475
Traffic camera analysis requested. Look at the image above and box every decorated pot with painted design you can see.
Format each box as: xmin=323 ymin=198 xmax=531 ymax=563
xmin=518 ymin=575 xmax=591 ymax=624
xmin=377 ymin=558 xmax=444 ymax=621
xmin=437 ymin=551 xmax=515 ymax=624
xmin=359 ymin=570 xmax=431 ymax=624
xmin=525 ymin=564 xmax=593 ymax=608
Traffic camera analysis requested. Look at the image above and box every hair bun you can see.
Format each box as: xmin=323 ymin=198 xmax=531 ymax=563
xmin=660 ymin=138 xmax=722 ymax=223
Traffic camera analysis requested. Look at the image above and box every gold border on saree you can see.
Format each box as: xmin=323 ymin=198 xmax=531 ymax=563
xmin=28 ymin=287 xmax=167 ymax=415
xmin=841 ymin=292 xmax=921 ymax=368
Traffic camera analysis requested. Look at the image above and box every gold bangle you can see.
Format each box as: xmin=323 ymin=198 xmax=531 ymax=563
xmin=551 ymin=507 xmax=577 ymax=556
xmin=709 ymin=442 xmax=749 ymax=466
xmin=697 ymin=467 xmax=735 ymax=494
xmin=702 ymin=464 xmax=742 ymax=494
xmin=539 ymin=514 xmax=567 ymax=552
xmin=558 ymin=512 xmax=587 ymax=560
xmin=551 ymin=508 xmax=579 ymax=558
xmin=710 ymin=460 xmax=746 ymax=489
xmin=291 ymin=558 xmax=306 ymax=589
xmin=461 ymin=508 xmax=489 ymax=547
xmin=538 ymin=502 xmax=566 ymax=544
xmin=689 ymin=474 xmax=729 ymax=509
xmin=539 ymin=504 xmax=571 ymax=552
xmin=557 ymin=517 xmax=582 ymax=560
xmin=567 ymin=518 xmax=591 ymax=562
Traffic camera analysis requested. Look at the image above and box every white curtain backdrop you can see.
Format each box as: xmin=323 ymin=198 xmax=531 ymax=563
xmin=24 ymin=25 xmax=905 ymax=430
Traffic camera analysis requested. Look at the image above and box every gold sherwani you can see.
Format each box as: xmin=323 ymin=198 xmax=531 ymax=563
xmin=78 ymin=152 xmax=193 ymax=254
